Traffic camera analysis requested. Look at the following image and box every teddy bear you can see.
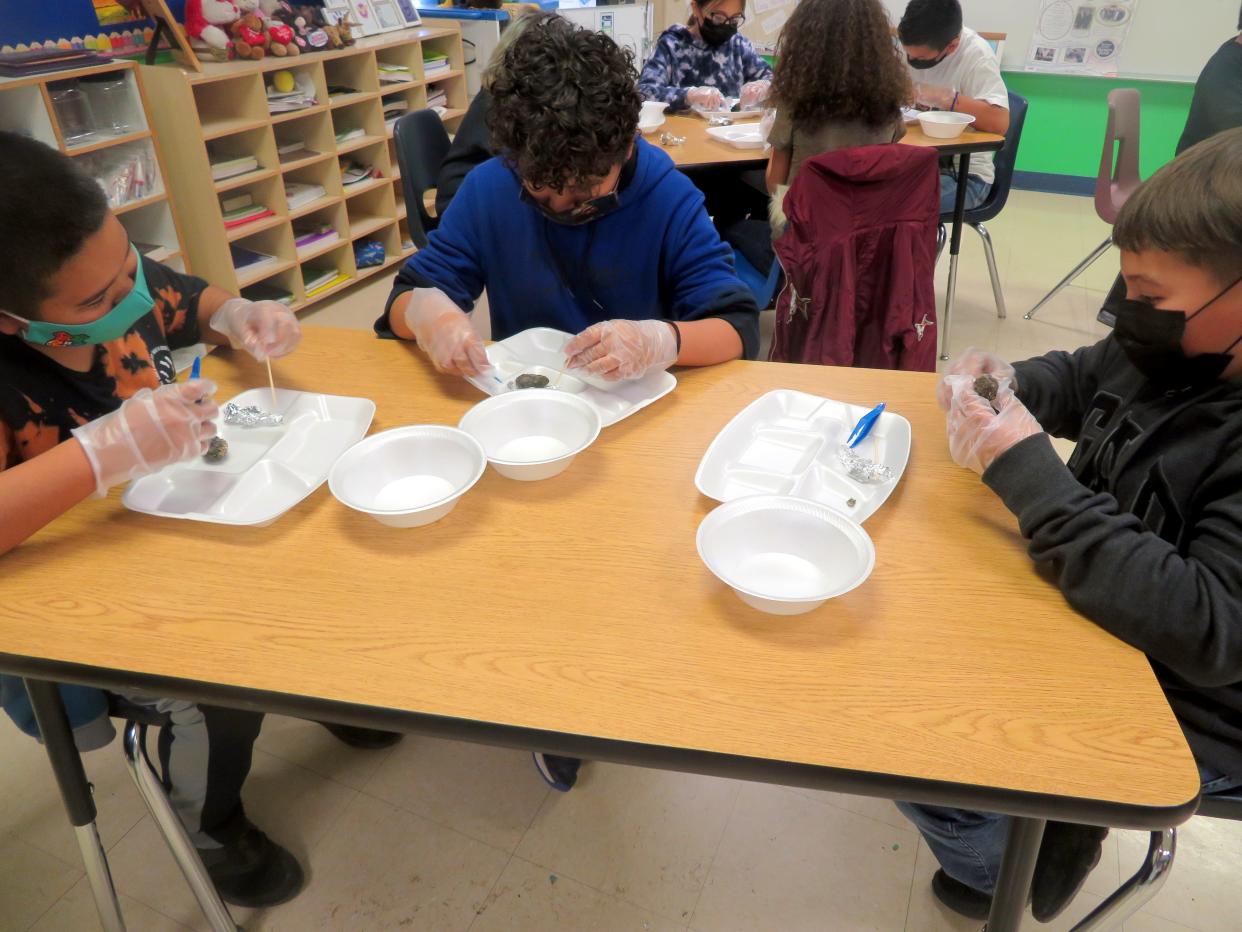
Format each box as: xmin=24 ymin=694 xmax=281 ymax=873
xmin=259 ymin=0 xmax=301 ymax=56
xmin=183 ymin=0 xmax=239 ymax=61
xmin=230 ymin=0 xmax=270 ymax=59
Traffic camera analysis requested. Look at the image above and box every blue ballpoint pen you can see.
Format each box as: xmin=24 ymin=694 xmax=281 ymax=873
xmin=846 ymin=403 xmax=886 ymax=449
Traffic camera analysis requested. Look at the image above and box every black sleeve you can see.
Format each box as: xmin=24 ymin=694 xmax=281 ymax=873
xmin=983 ymin=432 xmax=1242 ymax=687
xmin=434 ymin=89 xmax=492 ymax=217
xmin=693 ymin=289 xmax=761 ymax=361
xmin=1011 ymin=337 xmax=1114 ymax=441
xmin=144 ymin=260 xmax=207 ymax=350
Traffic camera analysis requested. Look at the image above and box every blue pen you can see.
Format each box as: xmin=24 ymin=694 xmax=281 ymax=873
xmin=190 ymin=356 xmax=201 ymax=380
xmin=846 ymin=402 xmax=885 ymax=449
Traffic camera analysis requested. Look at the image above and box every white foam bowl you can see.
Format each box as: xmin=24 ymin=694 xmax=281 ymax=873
xmin=458 ymin=389 xmax=601 ymax=481
xmin=917 ymin=110 xmax=976 ymax=139
xmin=638 ymin=116 xmax=665 ymax=134
xmin=328 ymin=425 xmax=485 ymax=527
xmin=697 ymin=495 xmax=876 ymax=615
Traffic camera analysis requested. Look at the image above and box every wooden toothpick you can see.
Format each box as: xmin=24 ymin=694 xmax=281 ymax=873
xmin=266 ymin=357 xmax=277 ymax=409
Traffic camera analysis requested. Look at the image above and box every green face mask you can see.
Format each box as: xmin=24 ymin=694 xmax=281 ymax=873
xmin=4 ymin=246 xmax=153 ymax=348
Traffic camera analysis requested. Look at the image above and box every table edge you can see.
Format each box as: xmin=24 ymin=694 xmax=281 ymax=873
xmin=0 ymin=652 xmax=1201 ymax=830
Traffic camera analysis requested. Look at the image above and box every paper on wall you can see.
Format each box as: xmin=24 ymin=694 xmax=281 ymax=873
xmin=1026 ymin=0 xmax=1139 ymax=75
xmin=760 ymin=8 xmax=788 ymax=34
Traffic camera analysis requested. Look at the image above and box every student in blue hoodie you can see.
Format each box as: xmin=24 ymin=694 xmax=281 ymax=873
xmin=379 ymin=13 xmax=760 ymax=389
xmin=380 ymin=14 xmax=758 ymax=790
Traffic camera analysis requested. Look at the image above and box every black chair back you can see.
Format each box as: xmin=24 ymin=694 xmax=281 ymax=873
xmin=393 ymin=109 xmax=451 ymax=248
xmin=942 ymin=90 xmax=1029 ymax=226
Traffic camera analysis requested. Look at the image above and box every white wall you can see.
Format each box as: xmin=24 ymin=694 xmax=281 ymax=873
xmin=878 ymin=0 xmax=1239 ymax=80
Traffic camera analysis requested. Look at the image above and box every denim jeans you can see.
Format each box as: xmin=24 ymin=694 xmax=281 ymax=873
xmin=899 ymin=763 xmax=1240 ymax=895
xmin=939 ymin=172 xmax=991 ymax=215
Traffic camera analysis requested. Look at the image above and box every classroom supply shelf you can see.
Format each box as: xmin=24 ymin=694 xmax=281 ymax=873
xmin=0 ymin=60 xmax=188 ymax=274
xmin=140 ymin=26 xmax=466 ymax=312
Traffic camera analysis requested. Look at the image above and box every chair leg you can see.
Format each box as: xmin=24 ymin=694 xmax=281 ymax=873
xmin=940 ymin=252 xmax=961 ymax=361
xmin=1025 ymin=236 xmax=1113 ymax=320
xmin=1068 ymin=829 xmax=1176 ymax=932
xmin=122 ymin=723 xmax=238 ymax=932
xmin=974 ymin=223 xmax=1007 ymax=319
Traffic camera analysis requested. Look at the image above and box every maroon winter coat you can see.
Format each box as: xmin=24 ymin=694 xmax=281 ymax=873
xmin=770 ymin=144 xmax=940 ymax=371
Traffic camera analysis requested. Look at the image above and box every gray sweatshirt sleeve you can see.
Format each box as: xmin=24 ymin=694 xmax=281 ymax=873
xmin=982 ymin=432 xmax=1242 ymax=687
xmin=1012 ymin=338 xmax=1113 ymax=441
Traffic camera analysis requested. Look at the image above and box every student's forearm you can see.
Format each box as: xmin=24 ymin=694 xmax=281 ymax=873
xmin=954 ymin=96 xmax=1009 ymax=135
xmin=196 ymin=285 xmax=238 ymax=346
xmin=0 ymin=441 xmax=96 ymax=556
xmin=766 ymin=148 xmax=790 ymax=191
xmin=388 ymin=287 xmax=465 ymax=343
xmin=676 ymin=318 xmax=743 ymax=366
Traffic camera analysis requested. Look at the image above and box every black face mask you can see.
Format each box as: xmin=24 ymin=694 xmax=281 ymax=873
xmin=907 ymin=49 xmax=949 ymax=69
xmin=699 ymin=18 xmax=738 ymax=46
xmin=1107 ymin=275 xmax=1242 ymax=389
xmin=520 ymin=187 xmax=620 ymax=227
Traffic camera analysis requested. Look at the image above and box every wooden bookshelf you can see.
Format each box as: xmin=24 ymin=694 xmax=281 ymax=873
xmin=140 ymin=26 xmax=467 ymax=309
xmin=0 ymin=60 xmax=189 ymax=274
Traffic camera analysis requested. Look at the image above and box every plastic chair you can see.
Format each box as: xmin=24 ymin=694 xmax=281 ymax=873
xmin=732 ymin=247 xmax=782 ymax=310
xmin=935 ymin=91 xmax=1029 ymax=334
xmin=1026 ymin=88 xmax=1142 ymax=320
xmin=392 ymin=109 xmax=451 ymax=249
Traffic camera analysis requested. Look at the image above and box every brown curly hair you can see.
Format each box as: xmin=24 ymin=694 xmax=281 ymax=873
xmin=488 ymin=13 xmax=641 ymax=192
xmin=771 ymin=0 xmax=911 ymax=130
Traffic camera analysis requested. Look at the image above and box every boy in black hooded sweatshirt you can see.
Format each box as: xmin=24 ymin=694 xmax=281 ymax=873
xmin=900 ymin=127 xmax=1242 ymax=923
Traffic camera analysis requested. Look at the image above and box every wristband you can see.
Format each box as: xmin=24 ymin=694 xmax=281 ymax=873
xmin=667 ymin=320 xmax=682 ymax=355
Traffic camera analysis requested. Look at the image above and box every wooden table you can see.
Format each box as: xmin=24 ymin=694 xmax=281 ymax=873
xmin=2 ymin=329 xmax=1198 ymax=931
xmin=660 ymin=113 xmax=1006 ymax=361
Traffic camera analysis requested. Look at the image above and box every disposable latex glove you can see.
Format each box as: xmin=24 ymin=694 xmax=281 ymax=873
xmin=564 ymin=319 xmax=679 ymax=381
xmin=914 ymin=82 xmax=956 ymax=111
xmin=208 ymin=298 xmax=301 ymax=361
xmin=936 ymin=347 xmax=1017 ymax=410
xmin=71 ymin=380 xmax=219 ymax=497
xmin=403 ymin=292 xmax=490 ymax=377
xmin=946 ymin=383 xmax=1043 ymax=476
xmin=686 ymin=86 xmax=726 ymax=110
xmin=738 ymin=80 xmax=771 ymax=109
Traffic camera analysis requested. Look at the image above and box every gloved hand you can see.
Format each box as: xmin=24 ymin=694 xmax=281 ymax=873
xmin=739 ymin=80 xmax=771 ymax=109
xmin=686 ymin=86 xmax=725 ymax=110
xmin=71 ymin=380 xmax=219 ymax=497
xmin=403 ymin=295 xmax=490 ymax=377
xmin=914 ymin=82 xmax=956 ymax=111
xmin=759 ymin=106 xmax=778 ymax=141
xmin=946 ymin=383 xmax=1043 ymax=476
xmin=208 ymin=298 xmax=301 ymax=361
xmin=936 ymin=347 xmax=1017 ymax=410
xmin=564 ymin=319 xmax=679 ymax=381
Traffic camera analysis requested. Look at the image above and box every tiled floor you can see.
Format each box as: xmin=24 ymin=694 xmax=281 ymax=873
xmin=4 ymin=190 xmax=1239 ymax=931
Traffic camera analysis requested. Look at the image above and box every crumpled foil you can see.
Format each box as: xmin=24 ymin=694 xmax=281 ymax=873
xmin=658 ymin=131 xmax=685 ymax=146
xmin=223 ymin=402 xmax=284 ymax=428
xmin=838 ymin=444 xmax=893 ymax=484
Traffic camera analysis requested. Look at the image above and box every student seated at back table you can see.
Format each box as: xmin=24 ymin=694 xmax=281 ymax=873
xmin=905 ymin=128 xmax=1242 ymax=924
xmin=0 ymin=131 xmax=398 ymax=909
xmin=898 ymin=0 xmax=1009 ymax=214
xmin=379 ymin=14 xmax=760 ymax=790
xmin=765 ymin=0 xmax=911 ymax=237
xmin=1176 ymin=5 xmax=1242 ymax=154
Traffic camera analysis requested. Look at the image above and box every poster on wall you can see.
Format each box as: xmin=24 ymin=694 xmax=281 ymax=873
xmin=1026 ymin=0 xmax=1138 ymax=75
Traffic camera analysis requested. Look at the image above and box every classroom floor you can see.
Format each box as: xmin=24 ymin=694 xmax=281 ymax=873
xmin=3 ymin=190 xmax=1238 ymax=932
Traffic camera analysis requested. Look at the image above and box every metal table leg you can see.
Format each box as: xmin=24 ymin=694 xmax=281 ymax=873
xmin=24 ymin=678 xmax=126 ymax=932
xmin=987 ymin=816 xmax=1045 ymax=932
xmin=940 ymin=153 xmax=973 ymax=360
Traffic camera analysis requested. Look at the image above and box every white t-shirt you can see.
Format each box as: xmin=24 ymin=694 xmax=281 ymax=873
xmin=907 ymin=26 xmax=1009 ymax=185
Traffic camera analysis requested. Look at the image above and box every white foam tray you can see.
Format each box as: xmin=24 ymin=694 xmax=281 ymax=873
xmin=706 ymin=125 xmax=768 ymax=150
xmin=123 ymin=388 xmax=376 ymax=526
xmin=692 ymin=99 xmax=763 ymax=120
xmin=466 ymin=327 xmax=676 ymax=428
xmin=695 ymin=390 xmax=911 ymax=524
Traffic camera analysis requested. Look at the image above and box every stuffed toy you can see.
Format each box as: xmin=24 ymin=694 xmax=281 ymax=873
xmin=293 ymin=4 xmax=333 ymax=49
xmin=230 ymin=0 xmax=270 ymax=59
xmin=183 ymin=0 xmax=239 ymax=61
xmin=264 ymin=0 xmax=310 ymax=50
xmin=322 ymin=12 xmax=358 ymax=48
xmin=259 ymin=0 xmax=301 ymax=55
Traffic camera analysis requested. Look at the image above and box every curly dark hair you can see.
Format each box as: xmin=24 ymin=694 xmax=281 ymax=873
xmin=771 ymin=0 xmax=911 ymax=130
xmin=487 ymin=13 xmax=641 ymax=192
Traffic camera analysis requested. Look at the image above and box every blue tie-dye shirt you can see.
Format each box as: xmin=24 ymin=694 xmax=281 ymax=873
xmin=638 ymin=25 xmax=772 ymax=112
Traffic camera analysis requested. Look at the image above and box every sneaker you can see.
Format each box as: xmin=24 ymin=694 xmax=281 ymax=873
xmin=532 ymin=752 xmax=581 ymax=791
xmin=319 ymin=722 xmax=403 ymax=749
xmin=197 ymin=824 xmax=305 ymax=908
xmin=931 ymin=869 xmax=993 ymax=920
xmin=1031 ymin=822 xmax=1108 ymax=922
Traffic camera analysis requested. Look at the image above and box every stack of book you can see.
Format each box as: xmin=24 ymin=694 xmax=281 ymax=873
xmin=340 ymin=159 xmax=375 ymax=186
xmin=293 ymin=221 xmax=340 ymax=255
xmin=423 ymin=53 xmax=450 ymax=78
xmin=426 ymin=89 xmax=448 ymax=111
xmin=303 ymin=266 xmax=349 ymax=298
xmin=267 ymin=75 xmax=317 ymax=113
xmin=285 ymin=181 xmax=326 ymax=211
xmin=0 ymin=48 xmax=111 ymax=77
xmin=220 ymin=192 xmax=274 ymax=230
xmin=210 ymin=153 xmax=259 ymax=182
xmin=334 ymin=127 xmax=366 ymax=145
xmin=230 ymin=243 xmax=277 ymax=274
xmin=378 ymin=63 xmax=413 ymax=85
xmin=241 ymin=282 xmax=294 ymax=306
xmin=383 ymin=97 xmax=409 ymax=128
xmin=277 ymin=141 xmax=320 ymax=165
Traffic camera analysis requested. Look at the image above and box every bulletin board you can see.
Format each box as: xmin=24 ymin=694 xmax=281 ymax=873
xmin=0 ymin=0 xmax=189 ymax=55
xmin=878 ymin=0 xmax=1240 ymax=82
